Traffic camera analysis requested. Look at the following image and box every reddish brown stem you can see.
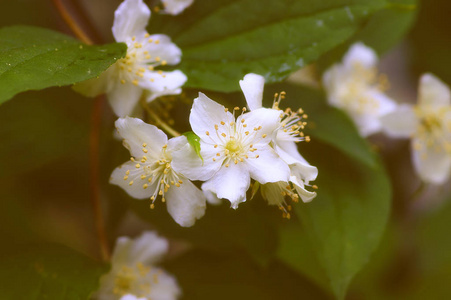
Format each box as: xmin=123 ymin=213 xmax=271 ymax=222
xmin=90 ymin=96 xmax=110 ymax=261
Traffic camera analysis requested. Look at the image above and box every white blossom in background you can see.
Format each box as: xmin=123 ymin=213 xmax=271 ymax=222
xmin=171 ymin=93 xmax=290 ymax=209
xmin=110 ymin=117 xmax=206 ymax=227
xmin=74 ymin=0 xmax=187 ymax=117
xmin=96 ymin=231 xmax=181 ymax=300
xmin=322 ymin=42 xmax=396 ymax=137
xmin=161 ymin=0 xmax=194 ymax=15
xmin=381 ymin=73 xmax=451 ymax=184
xmin=239 ymin=73 xmax=318 ymax=216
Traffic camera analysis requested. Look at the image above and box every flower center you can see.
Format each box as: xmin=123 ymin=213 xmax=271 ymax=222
xmin=123 ymin=144 xmax=184 ymax=209
xmin=225 ymin=139 xmax=241 ymax=153
xmin=115 ymin=34 xmax=168 ymax=86
xmin=113 ymin=263 xmax=153 ymax=297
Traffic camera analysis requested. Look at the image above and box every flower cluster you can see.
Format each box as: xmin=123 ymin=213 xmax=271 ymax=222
xmin=111 ymin=73 xmax=318 ymax=224
xmin=323 ymin=42 xmax=451 ymax=185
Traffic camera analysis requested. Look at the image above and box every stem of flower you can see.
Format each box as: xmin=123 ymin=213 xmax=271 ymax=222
xmin=52 ymin=0 xmax=110 ymax=261
xmin=90 ymin=96 xmax=111 ymax=262
xmin=140 ymin=98 xmax=181 ymax=137
xmin=51 ymin=0 xmax=94 ymax=45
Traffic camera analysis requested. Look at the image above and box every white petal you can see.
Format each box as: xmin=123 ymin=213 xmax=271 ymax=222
xmin=171 ymin=141 xmax=220 ymax=181
xmin=107 ymin=82 xmax=143 ymax=117
xmin=147 ymin=269 xmax=182 ymax=300
xmin=290 ymin=176 xmax=317 ymax=203
xmin=289 ymin=159 xmax=318 ymax=184
xmin=411 ymin=139 xmax=451 ymax=184
xmin=201 ymin=180 xmax=223 ymax=205
xmin=143 ymin=70 xmax=187 ymax=102
xmin=112 ymin=0 xmax=151 ymax=42
xmin=239 ymin=73 xmax=265 ymax=111
xmin=205 ymin=163 xmax=250 ymax=209
xmin=190 ymin=92 xmax=234 ymax=141
xmin=144 ymin=34 xmax=182 ymax=65
xmin=343 ymin=42 xmax=378 ymax=69
xmin=120 ymin=295 xmax=147 ymax=300
xmin=380 ymin=104 xmax=417 ymax=138
xmin=110 ymin=161 xmax=158 ymax=199
xmin=418 ymin=73 xmax=451 ymax=107
xmin=115 ymin=117 xmax=168 ymax=158
xmin=246 ymin=147 xmax=290 ymax=184
xmin=368 ymin=89 xmax=397 ymax=116
xmin=165 ymin=178 xmax=207 ymax=227
xmin=237 ymin=108 xmax=280 ymax=142
xmin=162 ymin=0 xmax=194 ymax=15
xmin=112 ymin=231 xmax=168 ymax=266
xmin=274 ymin=140 xmax=304 ymax=164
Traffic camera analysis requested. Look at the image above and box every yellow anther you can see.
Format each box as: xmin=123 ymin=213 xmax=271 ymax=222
xmin=129 ymin=181 xmax=134 ymax=186
xmin=150 ymin=203 xmax=155 ymax=209
xmin=120 ymin=79 xmax=125 ymax=84
xmin=220 ymin=121 xmax=225 ymax=125
xmin=143 ymin=184 xmax=148 ymax=189
xmin=178 ymin=180 xmax=183 ymax=184
xmin=141 ymin=175 xmax=146 ymax=180
xmin=159 ymin=190 xmax=163 ymax=195
xmin=143 ymin=148 xmax=148 ymax=153
xmin=262 ymin=134 xmax=267 ymax=138
xmin=221 ymin=133 xmax=226 ymax=137
xmin=132 ymin=79 xmax=139 ymax=86
xmin=125 ymin=170 xmax=130 ymax=175
xmin=206 ymin=131 xmax=210 ymax=136
xmin=225 ymin=164 xmax=229 ymax=167
xmin=123 ymin=175 xmax=128 ymax=180
xmin=175 ymin=183 xmax=180 ymax=187
xmin=135 ymin=164 xmax=141 ymax=168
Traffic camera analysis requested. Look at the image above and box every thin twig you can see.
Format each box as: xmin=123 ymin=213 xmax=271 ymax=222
xmin=51 ymin=0 xmax=93 ymax=45
xmin=140 ymin=98 xmax=181 ymax=137
xmin=90 ymin=96 xmax=110 ymax=261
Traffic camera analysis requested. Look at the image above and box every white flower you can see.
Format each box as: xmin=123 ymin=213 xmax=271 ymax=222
xmin=239 ymin=73 xmax=318 ymax=215
xmin=161 ymin=0 xmax=194 ymax=15
xmin=74 ymin=0 xmax=187 ymax=117
xmin=322 ymin=42 xmax=396 ymax=137
xmin=96 ymin=231 xmax=181 ymax=300
xmin=110 ymin=117 xmax=206 ymax=227
xmin=381 ymin=73 xmax=451 ymax=184
xmin=171 ymin=93 xmax=290 ymax=209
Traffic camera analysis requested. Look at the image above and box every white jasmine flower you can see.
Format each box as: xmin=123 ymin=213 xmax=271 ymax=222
xmin=96 ymin=231 xmax=181 ymax=300
xmin=161 ymin=0 xmax=194 ymax=15
xmin=322 ymin=42 xmax=396 ymax=136
xmin=74 ymin=0 xmax=187 ymax=117
xmin=381 ymin=73 xmax=451 ymax=184
xmin=239 ymin=73 xmax=318 ymax=215
xmin=171 ymin=93 xmax=291 ymax=209
xmin=110 ymin=117 xmax=206 ymax=227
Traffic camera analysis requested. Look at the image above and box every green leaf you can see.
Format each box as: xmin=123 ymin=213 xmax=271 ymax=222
xmin=265 ymin=83 xmax=378 ymax=168
xmin=0 ymin=243 xmax=107 ymax=299
xmin=0 ymin=25 xmax=126 ymax=104
xmin=183 ymin=131 xmax=203 ymax=162
xmin=149 ymin=0 xmax=415 ymax=92
xmin=277 ymin=138 xmax=391 ymax=299
xmin=0 ymin=87 xmax=91 ymax=178
xmin=164 ymin=249 xmax=330 ymax=300
xmin=318 ymin=0 xmax=418 ymax=71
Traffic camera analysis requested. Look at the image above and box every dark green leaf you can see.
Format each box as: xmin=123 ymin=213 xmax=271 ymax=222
xmin=149 ymin=0 xmax=416 ymax=92
xmin=164 ymin=249 xmax=330 ymax=300
xmin=0 ymin=243 xmax=107 ymax=299
xmin=277 ymin=138 xmax=391 ymax=299
xmin=0 ymin=26 xmax=126 ymax=104
xmin=183 ymin=131 xmax=203 ymax=162
xmin=0 ymin=87 xmax=92 ymax=178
